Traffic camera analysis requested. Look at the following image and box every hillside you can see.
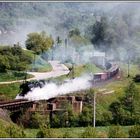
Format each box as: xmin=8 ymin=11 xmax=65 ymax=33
xmin=0 ymin=2 xmax=140 ymax=63
xmin=1 ymin=2 xmax=140 ymax=138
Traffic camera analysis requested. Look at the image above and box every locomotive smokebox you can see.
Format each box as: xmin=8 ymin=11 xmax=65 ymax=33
xmin=19 ymin=80 xmax=46 ymax=97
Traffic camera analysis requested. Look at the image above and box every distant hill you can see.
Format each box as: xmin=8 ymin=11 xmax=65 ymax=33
xmin=0 ymin=2 xmax=140 ymax=55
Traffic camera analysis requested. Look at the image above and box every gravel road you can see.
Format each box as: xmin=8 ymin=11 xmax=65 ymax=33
xmin=0 ymin=61 xmax=70 ymax=84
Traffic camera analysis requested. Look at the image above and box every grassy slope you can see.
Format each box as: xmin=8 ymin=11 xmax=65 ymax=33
xmin=23 ymin=49 xmax=52 ymax=72
xmin=0 ymin=62 xmax=103 ymax=99
xmin=0 ymin=49 xmax=52 ymax=83
xmin=0 ymin=83 xmax=20 ymax=99
xmin=49 ymin=63 xmax=103 ymax=82
xmin=0 ymin=72 xmax=33 ymax=82
xmin=24 ymin=126 xmax=132 ymax=138
xmin=0 ymin=62 xmax=140 ymax=138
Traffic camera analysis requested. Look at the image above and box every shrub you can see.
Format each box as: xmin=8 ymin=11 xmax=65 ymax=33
xmin=129 ymin=125 xmax=140 ymax=138
xmin=81 ymin=126 xmax=98 ymax=138
xmin=36 ymin=130 xmax=45 ymax=138
xmin=108 ymin=125 xmax=128 ymax=138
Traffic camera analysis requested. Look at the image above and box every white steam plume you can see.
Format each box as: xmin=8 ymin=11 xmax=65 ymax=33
xmin=16 ymin=75 xmax=92 ymax=101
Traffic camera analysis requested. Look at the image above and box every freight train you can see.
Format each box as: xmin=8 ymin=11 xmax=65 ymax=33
xmin=18 ymin=62 xmax=119 ymax=97
xmin=93 ymin=62 xmax=119 ymax=82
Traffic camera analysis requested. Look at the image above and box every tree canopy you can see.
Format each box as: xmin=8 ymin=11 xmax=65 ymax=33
xmin=0 ymin=45 xmax=32 ymax=72
xmin=26 ymin=31 xmax=54 ymax=55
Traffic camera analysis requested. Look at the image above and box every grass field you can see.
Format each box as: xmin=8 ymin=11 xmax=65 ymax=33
xmin=119 ymin=63 xmax=140 ymax=77
xmin=0 ymin=62 xmax=139 ymax=100
xmin=0 ymin=61 xmax=139 ymax=138
xmin=0 ymin=72 xmax=33 ymax=82
xmin=0 ymin=83 xmax=20 ymax=99
xmin=24 ymin=125 xmax=132 ymax=138
xmin=48 ymin=63 xmax=103 ymax=82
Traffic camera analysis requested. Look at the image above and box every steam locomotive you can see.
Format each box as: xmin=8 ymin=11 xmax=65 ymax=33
xmin=19 ymin=80 xmax=46 ymax=96
xmin=18 ymin=62 xmax=119 ymax=97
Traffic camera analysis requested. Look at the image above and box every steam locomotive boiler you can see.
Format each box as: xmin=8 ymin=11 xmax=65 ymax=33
xmin=19 ymin=80 xmax=46 ymax=96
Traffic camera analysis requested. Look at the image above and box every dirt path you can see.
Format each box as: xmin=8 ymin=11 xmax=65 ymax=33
xmin=0 ymin=61 xmax=70 ymax=84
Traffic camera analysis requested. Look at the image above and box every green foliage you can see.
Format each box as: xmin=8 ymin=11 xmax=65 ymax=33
xmin=36 ymin=130 xmax=45 ymax=138
xmin=84 ymin=88 xmax=95 ymax=104
xmin=109 ymin=81 xmax=140 ymax=125
xmin=26 ymin=31 xmax=54 ymax=55
xmin=69 ymin=34 xmax=90 ymax=48
xmin=51 ymin=101 xmax=78 ymax=128
xmin=81 ymin=126 xmax=98 ymax=138
xmin=69 ymin=28 xmax=81 ymax=38
xmin=108 ymin=125 xmax=128 ymax=138
xmin=63 ymin=130 xmax=72 ymax=138
xmin=96 ymin=110 xmax=112 ymax=126
xmin=28 ymin=112 xmax=50 ymax=129
xmin=0 ymin=71 xmax=33 ymax=82
xmin=0 ymin=83 xmax=20 ymax=99
xmin=0 ymin=118 xmax=26 ymax=138
xmin=0 ymin=45 xmax=32 ymax=72
xmin=79 ymin=89 xmax=95 ymax=127
xmin=79 ymin=106 xmax=93 ymax=127
xmin=91 ymin=16 xmax=108 ymax=49
xmin=6 ymin=125 xmax=26 ymax=138
xmin=129 ymin=125 xmax=140 ymax=138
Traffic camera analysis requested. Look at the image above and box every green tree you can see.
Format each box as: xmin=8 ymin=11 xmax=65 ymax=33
xmin=79 ymin=106 xmax=93 ymax=126
xmin=86 ymin=16 xmax=108 ymax=51
xmin=121 ymin=81 xmax=139 ymax=124
xmin=51 ymin=100 xmax=79 ymax=128
xmin=0 ymin=45 xmax=32 ymax=72
xmin=0 ymin=55 xmax=10 ymax=72
xmin=68 ymin=28 xmax=80 ymax=38
xmin=26 ymin=31 xmax=54 ymax=55
xmin=109 ymin=81 xmax=140 ymax=125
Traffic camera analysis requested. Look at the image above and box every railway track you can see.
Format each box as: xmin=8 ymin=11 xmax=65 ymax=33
xmin=0 ymin=99 xmax=34 ymax=112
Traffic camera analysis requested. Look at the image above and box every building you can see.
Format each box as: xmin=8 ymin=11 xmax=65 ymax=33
xmin=93 ymin=51 xmax=106 ymax=68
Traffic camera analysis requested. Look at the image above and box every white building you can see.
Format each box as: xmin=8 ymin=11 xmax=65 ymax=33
xmin=93 ymin=51 xmax=106 ymax=68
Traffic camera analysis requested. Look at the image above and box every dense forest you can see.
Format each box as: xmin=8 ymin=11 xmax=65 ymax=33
xmin=0 ymin=2 xmax=140 ymax=63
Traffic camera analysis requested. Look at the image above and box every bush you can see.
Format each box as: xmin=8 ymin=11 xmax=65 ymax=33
xmin=108 ymin=125 xmax=128 ymax=138
xmin=63 ymin=130 xmax=72 ymax=138
xmin=36 ymin=130 xmax=45 ymax=138
xmin=81 ymin=126 xmax=98 ymax=138
xmin=129 ymin=125 xmax=140 ymax=138
xmin=6 ymin=125 xmax=26 ymax=138
xmin=36 ymin=128 xmax=63 ymax=138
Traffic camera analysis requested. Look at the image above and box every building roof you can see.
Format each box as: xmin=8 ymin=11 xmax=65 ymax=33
xmin=93 ymin=51 xmax=105 ymax=57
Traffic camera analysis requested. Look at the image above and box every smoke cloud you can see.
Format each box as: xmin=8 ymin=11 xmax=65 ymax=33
xmin=16 ymin=75 xmax=92 ymax=101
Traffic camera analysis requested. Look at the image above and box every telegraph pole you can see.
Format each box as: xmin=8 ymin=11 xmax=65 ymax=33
xmin=93 ymin=92 xmax=96 ymax=127
xmin=33 ymin=52 xmax=36 ymax=71
xmin=128 ymin=54 xmax=130 ymax=77
xmin=127 ymin=49 xmax=130 ymax=78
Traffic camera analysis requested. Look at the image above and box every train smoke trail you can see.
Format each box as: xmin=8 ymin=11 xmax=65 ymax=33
xmin=16 ymin=75 xmax=92 ymax=101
